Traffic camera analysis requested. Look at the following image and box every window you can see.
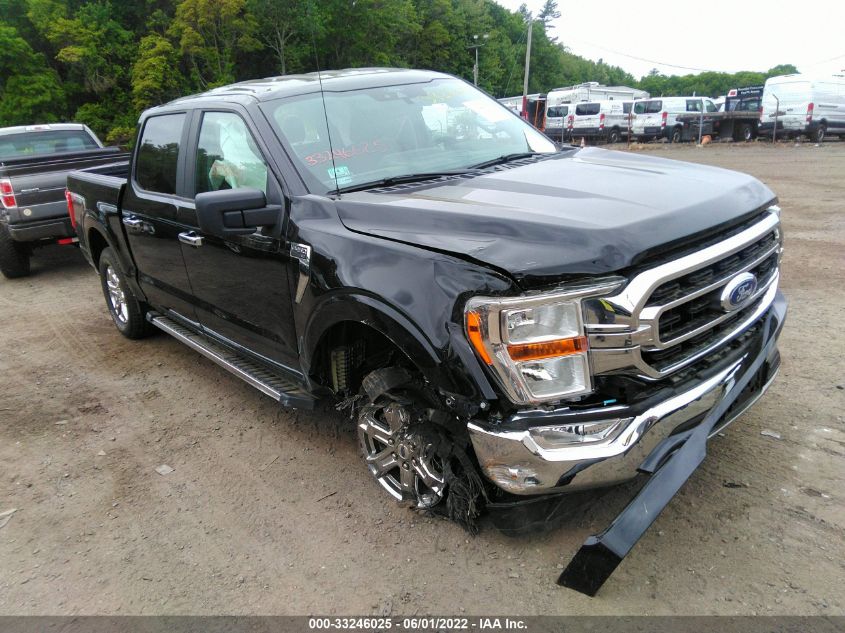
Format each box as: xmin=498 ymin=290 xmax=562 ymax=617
xmin=195 ymin=112 xmax=268 ymax=195
xmin=0 ymin=129 xmax=99 ymax=160
xmin=136 ymin=114 xmax=185 ymax=195
xmin=575 ymin=103 xmax=600 ymax=116
xmin=623 ymin=102 xmax=632 ymax=114
xmin=705 ymin=100 xmax=717 ymax=112
xmin=547 ymin=106 xmax=568 ymax=118
xmin=634 ymin=100 xmax=662 ymax=114
xmin=686 ymin=100 xmax=702 ymax=112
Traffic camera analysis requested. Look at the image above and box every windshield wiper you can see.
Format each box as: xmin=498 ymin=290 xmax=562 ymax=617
xmin=334 ymin=170 xmax=478 ymax=194
xmin=470 ymin=152 xmax=544 ymax=169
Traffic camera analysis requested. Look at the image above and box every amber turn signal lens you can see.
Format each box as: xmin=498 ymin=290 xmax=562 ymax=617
xmin=466 ymin=311 xmax=493 ymax=365
xmin=507 ymin=336 xmax=588 ymax=362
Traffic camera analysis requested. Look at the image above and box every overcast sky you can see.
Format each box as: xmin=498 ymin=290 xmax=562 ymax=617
xmin=493 ymin=0 xmax=845 ymax=80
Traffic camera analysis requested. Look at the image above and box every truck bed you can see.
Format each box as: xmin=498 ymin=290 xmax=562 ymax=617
xmin=1 ymin=147 xmax=129 ymax=242
xmin=676 ymin=110 xmax=761 ymax=141
xmin=66 ymin=161 xmax=130 ymax=270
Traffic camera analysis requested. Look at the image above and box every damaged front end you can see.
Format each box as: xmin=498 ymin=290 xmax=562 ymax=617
xmin=453 ymin=207 xmax=787 ymax=595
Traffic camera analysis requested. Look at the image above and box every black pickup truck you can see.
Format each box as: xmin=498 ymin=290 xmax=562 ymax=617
xmin=67 ymin=68 xmax=786 ymax=595
xmin=0 ymin=123 xmax=127 ymax=277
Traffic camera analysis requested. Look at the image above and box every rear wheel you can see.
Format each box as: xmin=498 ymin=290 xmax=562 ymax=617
xmin=810 ymin=125 xmax=826 ymax=143
xmin=607 ymin=128 xmax=620 ymax=144
xmin=736 ymin=123 xmax=753 ymax=142
xmin=98 ymin=247 xmax=152 ymax=339
xmin=0 ymin=223 xmax=30 ymax=279
xmin=670 ymin=126 xmax=683 ymax=143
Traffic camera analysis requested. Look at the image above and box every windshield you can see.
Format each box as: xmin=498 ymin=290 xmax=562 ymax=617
xmin=0 ymin=129 xmax=99 ymax=160
xmin=262 ymin=78 xmax=556 ymax=194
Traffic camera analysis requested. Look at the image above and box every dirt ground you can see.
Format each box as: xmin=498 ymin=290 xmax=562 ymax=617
xmin=1 ymin=141 xmax=843 ymax=616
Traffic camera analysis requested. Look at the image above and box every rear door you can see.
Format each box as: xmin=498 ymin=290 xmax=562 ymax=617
xmin=816 ymin=81 xmax=845 ymax=132
xmin=573 ymin=103 xmax=600 ymax=131
xmin=633 ymin=99 xmax=662 ymax=131
xmin=120 ymin=112 xmax=198 ymax=322
xmin=179 ymin=108 xmax=299 ymax=369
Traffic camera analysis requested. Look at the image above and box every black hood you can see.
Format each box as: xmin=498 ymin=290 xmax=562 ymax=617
xmin=335 ymin=147 xmax=775 ymax=283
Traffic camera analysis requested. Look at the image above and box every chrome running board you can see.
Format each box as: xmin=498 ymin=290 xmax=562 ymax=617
xmin=148 ymin=313 xmax=315 ymax=409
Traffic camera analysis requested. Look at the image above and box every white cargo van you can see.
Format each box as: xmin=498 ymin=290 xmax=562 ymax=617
xmin=632 ymin=97 xmax=718 ymax=142
xmin=760 ymin=74 xmax=845 ymax=142
xmin=569 ymin=101 xmax=632 ymax=143
xmin=545 ymin=83 xmax=647 ymax=141
xmin=544 ymin=103 xmax=571 ymax=142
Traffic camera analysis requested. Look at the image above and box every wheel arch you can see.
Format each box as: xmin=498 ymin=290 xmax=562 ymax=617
xmin=302 ymin=292 xmax=450 ymax=395
xmin=86 ymin=225 xmax=109 ymax=269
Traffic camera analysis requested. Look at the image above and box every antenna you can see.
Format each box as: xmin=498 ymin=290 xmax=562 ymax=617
xmin=307 ymin=0 xmax=341 ymax=198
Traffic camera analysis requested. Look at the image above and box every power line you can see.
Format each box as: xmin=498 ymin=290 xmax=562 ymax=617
xmin=561 ymin=37 xmax=720 ymax=73
xmin=801 ymin=52 xmax=845 ymax=68
xmin=564 ymin=33 xmax=844 ymax=74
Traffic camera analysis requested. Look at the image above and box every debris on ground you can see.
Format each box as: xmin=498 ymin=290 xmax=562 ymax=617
xmin=0 ymin=508 xmax=18 ymax=529
xmin=155 ymin=464 xmax=174 ymax=475
xmin=258 ymin=455 xmax=279 ymax=471
xmin=761 ymin=430 xmax=782 ymax=440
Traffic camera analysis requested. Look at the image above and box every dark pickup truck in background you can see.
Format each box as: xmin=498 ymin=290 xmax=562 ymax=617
xmin=66 ymin=68 xmax=786 ymax=595
xmin=677 ymin=86 xmax=764 ymax=142
xmin=0 ymin=123 xmax=127 ymax=278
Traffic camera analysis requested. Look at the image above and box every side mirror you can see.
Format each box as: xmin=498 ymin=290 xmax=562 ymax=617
xmin=195 ymin=188 xmax=279 ymax=237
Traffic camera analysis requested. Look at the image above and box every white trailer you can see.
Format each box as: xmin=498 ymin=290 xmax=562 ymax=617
xmin=497 ymin=94 xmax=542 ymax=117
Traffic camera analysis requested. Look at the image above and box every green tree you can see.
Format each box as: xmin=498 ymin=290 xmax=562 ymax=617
xmin=131 ymin=34 xmax=182 ymax=111
xmin=0 ymin=22 xmax=66 ymax=125
xmin=169 ymin=0 xmax=260 ymax=89
xmin=538 ymin=0 xmax=560 ymax=26
xmin=247 ymin=0 xmax=312 ymax=75
xmin=767 ymin=64 xmax=799 ymax=76
xmin=317 ymin=0 xmax=420 ymax=68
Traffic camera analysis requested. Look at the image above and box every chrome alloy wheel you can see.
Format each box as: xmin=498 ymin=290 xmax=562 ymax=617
xmin=358 ymin=401 xmax=446 ymax=508
xmin=105 ymin=265 xmax=129 ymax=324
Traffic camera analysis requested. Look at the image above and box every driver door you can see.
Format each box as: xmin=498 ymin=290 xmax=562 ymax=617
xmin=178 ymin=109 xmax=299 ymax=370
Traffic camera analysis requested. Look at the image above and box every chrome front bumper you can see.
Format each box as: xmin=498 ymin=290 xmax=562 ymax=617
xmin=468 ymin=295 xmax=785 ymax=495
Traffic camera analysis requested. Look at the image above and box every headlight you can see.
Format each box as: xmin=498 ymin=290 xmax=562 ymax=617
xmin=465 ymin=279 xmax=623 ymax=406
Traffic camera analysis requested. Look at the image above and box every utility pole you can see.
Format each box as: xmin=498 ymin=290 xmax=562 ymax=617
xmin=522 ymin=19 xmax=533 ymax=120
xmin=468 ymin=34 xmax=488 ymax=86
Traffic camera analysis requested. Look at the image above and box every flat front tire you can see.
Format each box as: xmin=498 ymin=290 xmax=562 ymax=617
xmin=98 ymin=247 xmax=152 ymax=339
xmin=357 ymin=368 xmax=447 ymax=509
xmin=0 ymin=223 xmax=31 ymax=279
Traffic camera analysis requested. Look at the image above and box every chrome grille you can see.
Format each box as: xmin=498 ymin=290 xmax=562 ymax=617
xmin=586 ymin=207 xmax=782 ymax=380
xmin=654 ymin=242 xmax=778 ymax=345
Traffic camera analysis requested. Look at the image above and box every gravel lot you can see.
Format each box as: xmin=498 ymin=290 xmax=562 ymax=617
xmin=1 ymin=141 xmax=843 ymax=615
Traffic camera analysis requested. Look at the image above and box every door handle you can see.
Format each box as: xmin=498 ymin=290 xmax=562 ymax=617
xmin=123 ymin=215 xmax=155 ymax=235
xmin=178 ymin=231 xmax=204 ymax=247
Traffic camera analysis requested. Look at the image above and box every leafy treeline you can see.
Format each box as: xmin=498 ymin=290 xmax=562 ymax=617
xmin=640 ymin=65 xmax=799 ymax=100
xmin=0 ymin=0 xmax=798 ymax=143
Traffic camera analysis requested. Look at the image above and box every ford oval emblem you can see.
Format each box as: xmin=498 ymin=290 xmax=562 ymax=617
xmin=720 ymin=272 xmax=758 ymax=312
